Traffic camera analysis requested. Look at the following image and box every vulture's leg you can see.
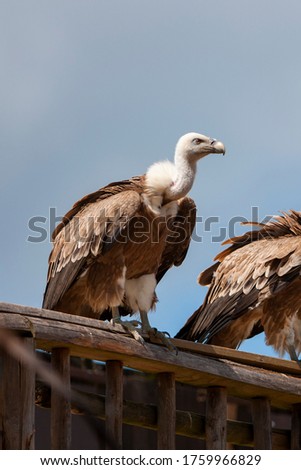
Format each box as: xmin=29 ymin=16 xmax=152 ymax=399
xmin=110 ymin=307 xmax=144 ymax=344
xmin=140 ymin=310 xmax=177 ymax=353
xmin=287 ymin=345 xmax=301 ymax=367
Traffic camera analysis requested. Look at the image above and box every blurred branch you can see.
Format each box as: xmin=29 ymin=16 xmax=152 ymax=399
xmin=0 ymin=328 xmax=115 ymax=449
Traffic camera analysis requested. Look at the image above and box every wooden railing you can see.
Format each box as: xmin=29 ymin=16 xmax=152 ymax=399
xmin=0 ymin=302 xmax=300 ymax=450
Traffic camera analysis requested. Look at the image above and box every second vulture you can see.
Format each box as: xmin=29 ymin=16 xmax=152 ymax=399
xmin=176 ymin=210 xmax=301 ymax=362
xmin=43 ymin=132 xmax=225 ymax=347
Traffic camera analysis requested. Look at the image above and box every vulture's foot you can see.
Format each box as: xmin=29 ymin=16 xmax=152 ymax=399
xmin=110 ymin=317 xmax=145 ymax=345
xmin=139 ymin=310 xmax=177 ymax=353
xmin=147 ymin=327 xmax=178 ymax=354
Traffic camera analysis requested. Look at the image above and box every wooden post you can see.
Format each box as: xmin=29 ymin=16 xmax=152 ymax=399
xmin=157 ymin=372 xmax=176 ymax=449
xmin=251 ymin=397 xmax=272 ymax=449
xmin=0 ymin=337 xmax=35 ymax=449
xmin=206 ymin=387 xmax=227 ymax=450
xmin=291 ymin=403 xmax=301 ymax=449
xmin=105 ymin=360 xmax=123 ymax=449
xmin=51 ymin=348 xmax=71 ymax=450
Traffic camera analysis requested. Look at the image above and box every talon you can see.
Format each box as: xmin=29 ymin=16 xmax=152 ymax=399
xmin=162 ymin=331 xmax=171 ymax=338
xmin=139 ymin=311 xmax=177 ymax=353
xmin=112 ymin=318 xmax=145 ymax=345
xmin=147 ymin=328 xmax=177 ymax=354
xmin=130 ymin=329 xmax=145 ymax=345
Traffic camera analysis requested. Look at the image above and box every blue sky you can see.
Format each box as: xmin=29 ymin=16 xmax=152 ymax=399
xmin=1 ymin=0 xmax=301 ymax=359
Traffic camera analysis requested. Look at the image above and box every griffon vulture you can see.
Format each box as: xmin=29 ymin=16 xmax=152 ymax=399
xmin=175 ymin=210 xmax=301 ymax=361
xmin=43 ymin=132 xmax=225 ymax=347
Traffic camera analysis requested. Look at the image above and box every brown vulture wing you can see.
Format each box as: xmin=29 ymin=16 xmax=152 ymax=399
xmin=156 ymin=197 xmax=196 ymax=283
xmin=43 ymin=177 xmax=143 ymax=310
xmin=176 ymin=211 xmax=301 ymax=345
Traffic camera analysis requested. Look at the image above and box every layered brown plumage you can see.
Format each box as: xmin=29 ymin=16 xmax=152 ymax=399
xmin=43 ymin=176 xmax=196 ymax=318
xmin=175 ymin=210 xmax=301 ymax=360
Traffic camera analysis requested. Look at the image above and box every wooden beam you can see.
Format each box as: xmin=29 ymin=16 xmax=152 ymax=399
xmin=0 ymin=304 xmax=301 ymax=411
xmin=252 ymin=397 xmax=272 ymax=449
xmin=0 ymin=305 xmax=300 ymax=410
xmin=291 ymin=403 xmax=301 ymax=450
xmin=1 ymin=302 xmax=301 ymax=377
xmin=51 ymin=348 xmax=71 ymax=450
xmin=105 ymin=360 xmax=123 ymax=450
xmin=157 ymin=372 xmax=176 ymax=449
xmin=206 ymin=387 xmax=227 ymax=450
xmin=0 ymin=337 xmax=35 ymax=449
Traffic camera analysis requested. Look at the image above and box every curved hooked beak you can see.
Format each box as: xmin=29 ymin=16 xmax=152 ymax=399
xmin=210 ymin=139 xmax=226 ymax=155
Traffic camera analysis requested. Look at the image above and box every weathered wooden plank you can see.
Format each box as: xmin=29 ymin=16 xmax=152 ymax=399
xmin=21 ymin=338 xmax=36 ymax=450
xmin=251 ymin=397 xmax=272 ymax=450
xmin=291 ymin=403 xmax=301 ymax=450
xmin=173 ymin=338 xmax=301 ymax=375
xmin=0 ymin=304 xmax=301 ymax=409
xmin=206 ymin=387 xmax=227 ymax=450
xmin=34 ymin=326 xmax=300 ymax=409
xmin=105 ymin=360 xmax=123 ymax=450
xmin=51 ymin=348 xmax=71 ymax=450
xmin=0 ymin=338 xmax=35 ymax=449
xmin=157 ymin=372 xmax=176 ymax=449
xmin=2 ymin=312 xmax=299 ymax=399
xmin=0 ymin=302 xmax=130 ymax=337
xmin=1 ymin=302 xmax=300 ymax=376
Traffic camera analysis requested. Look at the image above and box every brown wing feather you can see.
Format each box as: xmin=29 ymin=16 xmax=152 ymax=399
xmin=156 ymin=197 xmax=196 ymax=283
xmin=43 ymin=178 xmax=143 ymax=310
xmin=52 ymin=176 xmax=143 ymax=240
xmin=198 ymin=210 xmax=301 ymax=285
xmin=176 ymin=210 xmax=301 ymax=344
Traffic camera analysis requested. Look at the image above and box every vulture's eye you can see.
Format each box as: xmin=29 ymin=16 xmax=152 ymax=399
xmin=192 ymin=138 xmax=203 ymax=145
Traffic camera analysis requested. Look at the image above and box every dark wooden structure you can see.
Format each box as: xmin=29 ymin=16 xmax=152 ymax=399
xmin=0 ymin=302 xmax=301 ymax=450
